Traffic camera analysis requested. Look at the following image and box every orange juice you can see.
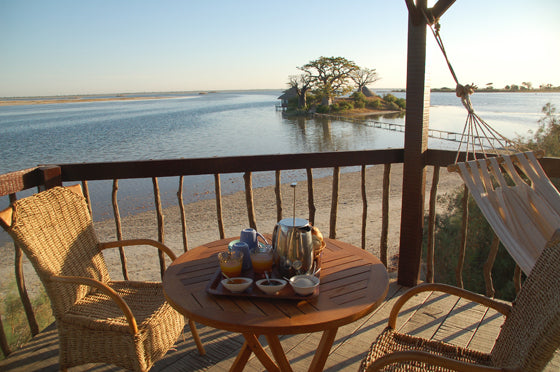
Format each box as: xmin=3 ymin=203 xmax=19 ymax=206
xmin=220 ymin=260 xmax=243 ymax=277
xmin=218 ymin=251 xmax=243 ymax=277
xmin=251 ymin=251 xmax=273 ymax=274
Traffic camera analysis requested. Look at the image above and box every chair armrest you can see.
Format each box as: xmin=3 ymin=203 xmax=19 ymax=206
xmin=366 ymin=350 xmax=516 ymax=372
xmin=389 ymin=283 xmax=511 ymax=329
xmin=98 ymin=239 xmax=177 ymax=261
xmin=51 ymin=275 xmax=138 ymax=335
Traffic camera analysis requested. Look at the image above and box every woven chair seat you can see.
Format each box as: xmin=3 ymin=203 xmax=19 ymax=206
xmin=360 ymin=238 xmax=560 ymax=371
xmin=0 ymin=185 xmax=205 ymax=371
xmin=360 ymin=327 xmax=492 ymax=371
xmin=63 ymin=281 xmax=172 ymax=334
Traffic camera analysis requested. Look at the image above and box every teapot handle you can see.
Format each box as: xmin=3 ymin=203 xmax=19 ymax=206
xmin=271 ymin=224 xmax=279 ymax=251
xmin=256 ymin=231 xmax=269 ymax=245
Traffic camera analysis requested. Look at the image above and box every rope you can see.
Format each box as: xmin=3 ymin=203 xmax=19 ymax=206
xmin=419 ymin=8 xmax=526 ymax=164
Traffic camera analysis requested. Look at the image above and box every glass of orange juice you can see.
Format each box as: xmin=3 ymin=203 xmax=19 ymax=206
xmin=218 ymin=251 xmax=243 ymax=277
xmin=250 ymin=245 xmax=273 ymax=275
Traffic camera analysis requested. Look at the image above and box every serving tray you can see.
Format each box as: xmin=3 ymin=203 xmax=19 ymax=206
xmin=205 ymin=268 xmax=319 ymax=300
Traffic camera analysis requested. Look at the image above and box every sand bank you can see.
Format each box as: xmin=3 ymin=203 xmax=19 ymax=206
xmin=0 ymin=95 xmax=199 ymax=106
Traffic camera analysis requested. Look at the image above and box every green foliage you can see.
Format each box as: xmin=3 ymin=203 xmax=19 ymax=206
xmin=315 ymin=105 xmax=329 ymax=114
xmin=0 ymin=280 xmax=53 ymax=359
xmin=368 ymin=99 xmax=384 ymax=109
xmin=299 ymin=56 xmax=359 ymax=100
xmin=427 ymin=191 xmax=518 ymax=301
xmin=355 ymin=101 xmax=366 ymax=109
xmin=336 ymin=101 xmax=354 ymax=111
xmin=382 ymin=93 xmax=397 ymax=103
xmin=376 ymin=94 xmax=405 ymax=110
xmin=385 ymin=102 xmax=400 ymax=111
xmin=524 ymin=103 xmax=560 ymax=156
xmin=351 ymin=91 xmax=366 ymax=102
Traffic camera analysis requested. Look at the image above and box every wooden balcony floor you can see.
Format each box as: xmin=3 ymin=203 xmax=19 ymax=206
xmin=2 ymin=279 xmax=559 ymax=371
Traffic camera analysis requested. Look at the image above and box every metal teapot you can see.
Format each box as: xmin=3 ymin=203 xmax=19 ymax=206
xmin=272 ymin=217 xmax=314 ymax=277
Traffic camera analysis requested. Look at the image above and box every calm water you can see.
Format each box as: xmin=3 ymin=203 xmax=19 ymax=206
xmin=1 ymin=90 xmax=559 ymax=221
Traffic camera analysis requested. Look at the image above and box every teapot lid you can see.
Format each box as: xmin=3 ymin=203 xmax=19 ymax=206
xmin=277 ymin=217 xmax=309 ymax=228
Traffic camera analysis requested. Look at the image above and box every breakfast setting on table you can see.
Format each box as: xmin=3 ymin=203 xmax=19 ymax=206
xmin=208 ymin=181 xmax=326 ymax=300
xmin=210 ymin=219 xmax=325 ymax=299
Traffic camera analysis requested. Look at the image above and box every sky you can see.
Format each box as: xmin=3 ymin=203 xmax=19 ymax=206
xmin=1 ymin=0 xmax=559 ymax=97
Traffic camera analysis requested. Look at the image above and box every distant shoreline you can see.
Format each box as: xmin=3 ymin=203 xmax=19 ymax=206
xmin=0 ymin=95 xmax=191 ymax=106
xmin=0 ymin=89 xmax=283 ymax=107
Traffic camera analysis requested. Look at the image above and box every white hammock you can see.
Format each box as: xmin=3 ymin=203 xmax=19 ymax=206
xmin=455 ymin=152 xmax=560 ymax=274
xmin=424 ymin=13 xmax=560 ymax=275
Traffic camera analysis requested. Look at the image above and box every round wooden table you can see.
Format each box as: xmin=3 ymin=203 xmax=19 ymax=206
xmin=163 ymin=237 xmax=389 ymax=372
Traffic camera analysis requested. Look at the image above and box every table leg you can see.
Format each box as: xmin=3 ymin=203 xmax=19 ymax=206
xmin=308 ymin=328 xmax=338 ymax=372
xmin=265 ymin=335 xmax=294 ymax=372
xmin=242 ymin=333 xmax=280 ymax=372
xmin=230 ymin=341 xmax=252 ymax=372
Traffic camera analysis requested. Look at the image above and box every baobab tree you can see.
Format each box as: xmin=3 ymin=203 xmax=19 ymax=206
xmin=299 ymin=56 xmax=359 ymax=105
xmin=350 ymin=67 xmax=380 ymax=94
xmin=288 ymin=73 xmax=313 ymax=109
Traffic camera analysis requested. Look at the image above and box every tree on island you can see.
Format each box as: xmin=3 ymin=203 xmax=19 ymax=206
xmin=351 ymin=67 xmax=380 ymax=95
xmin=298 ymin=56 xmax=359 ymax=106
xmin=282 ymin=56 xmax=397 ymax=114
xmin=288 ymin=74 xmax=313 ymax=109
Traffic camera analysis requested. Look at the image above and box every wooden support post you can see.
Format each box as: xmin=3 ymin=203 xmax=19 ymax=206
xmin=39 ymin=165 xmax=62 ymax=189
xmin=398 ymin=0 xmax=430 ymax=286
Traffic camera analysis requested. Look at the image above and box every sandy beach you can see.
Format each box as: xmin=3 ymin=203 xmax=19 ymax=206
xmin=0 ymin=165 xmax=464 ymax=296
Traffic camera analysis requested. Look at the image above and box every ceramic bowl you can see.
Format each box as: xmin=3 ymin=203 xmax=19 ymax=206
xmin=289 ymin=274 xmax=320 ymax=296
xmin=221 ymin=277 xmax=253 ymax=293
xmin=256 ymin=278 xmax=287 ymax=295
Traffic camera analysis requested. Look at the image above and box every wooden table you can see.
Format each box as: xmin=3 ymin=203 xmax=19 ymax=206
xmin=163 ymin=237 xmax=389 ymax=372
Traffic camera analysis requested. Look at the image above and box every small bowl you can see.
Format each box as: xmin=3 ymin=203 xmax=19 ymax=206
xmin=256 ymin=278 xmax=287 ymax=295
xmin=221 ymin=277 xmax=253 ymax=293
xmin=289 ymin=275 xmax=320 ymax=296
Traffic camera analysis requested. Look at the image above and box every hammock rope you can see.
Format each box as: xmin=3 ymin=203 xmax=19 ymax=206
xmin=421 ymin=10 xmax=528 ymax=163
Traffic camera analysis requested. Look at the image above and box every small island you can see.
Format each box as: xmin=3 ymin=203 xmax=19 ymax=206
xmin=278 ymin=56 xmax=405 ymax=117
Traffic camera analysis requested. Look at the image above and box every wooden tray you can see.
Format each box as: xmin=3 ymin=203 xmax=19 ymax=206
xmin=205 ymin=268 xmax=319 ymax=300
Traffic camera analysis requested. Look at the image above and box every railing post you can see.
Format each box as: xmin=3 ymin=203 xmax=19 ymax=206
xmin=39 ymin=165 xmax=62 ymax=189
xmin=398 ymin=0 xmax=430 ymax=286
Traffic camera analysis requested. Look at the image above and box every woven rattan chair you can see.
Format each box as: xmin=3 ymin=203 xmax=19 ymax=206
xmin=359 ymin=236 xmax=560 ymax=372
xmin=0 ymin=185 xmax=205 ymax=371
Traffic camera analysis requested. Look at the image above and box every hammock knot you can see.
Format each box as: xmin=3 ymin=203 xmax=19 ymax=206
xmin=455 ymin=83 xmax=476 ymax=99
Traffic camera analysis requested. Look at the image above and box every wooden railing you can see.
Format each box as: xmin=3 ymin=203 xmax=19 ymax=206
xmin=1 ymin=148 xmax=559 ymax=358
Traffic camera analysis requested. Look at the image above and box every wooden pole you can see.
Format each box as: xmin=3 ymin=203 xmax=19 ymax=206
xmin=398 ymin=0 xmax=430 ymax=286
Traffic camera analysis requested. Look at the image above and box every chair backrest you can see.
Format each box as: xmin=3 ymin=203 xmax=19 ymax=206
xmin=491 ymin=238 xmax=560 ymax=371
xmin=0 ymin=186 xmax=110 ymax=317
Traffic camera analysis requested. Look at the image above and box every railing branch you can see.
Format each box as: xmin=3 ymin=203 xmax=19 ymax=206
xmin=426 ymin=165 xmax=440 ymax=283
xmin=329 ymin=167 xmax=340 ymax=239
xmin=380 ymin=164 xmax=391 ymax=267
xmin=112 ymin=179 xmax=129 ymax=280
xmin=178 ymin=176 xmax=189 ymax=251
xmin=361 ymin=165 xmax=368 ymax=250
xmin=152 ymin=177 xmax=166 ymax=279
xmin=244 ymin=172 xmax=257 ymax=230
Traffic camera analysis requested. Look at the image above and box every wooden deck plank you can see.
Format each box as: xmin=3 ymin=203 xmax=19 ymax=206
xmin=433 ymin=297 xmax=488 ymax=347
xmin=398 ymin=291 xmax=458 ymax=339
xmin=2 ymin=280 xmax=559 ymax=371
xmin=467 ymin=306 xmax=505 ymax=352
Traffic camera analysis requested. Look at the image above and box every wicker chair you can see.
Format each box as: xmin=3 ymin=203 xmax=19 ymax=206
xmin=0 ymin=185 xmax=205 ymax=371
xmin=359 ymin=236 xmax=560 ymax=372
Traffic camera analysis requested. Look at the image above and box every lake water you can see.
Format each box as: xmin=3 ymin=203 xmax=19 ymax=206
xmin=1 ymin=89 xmax=559 ymax=221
